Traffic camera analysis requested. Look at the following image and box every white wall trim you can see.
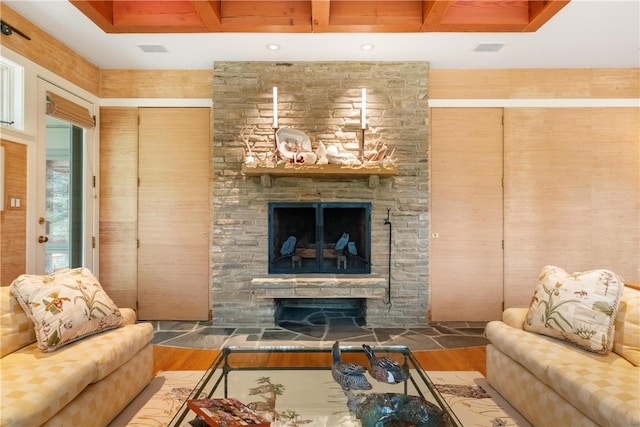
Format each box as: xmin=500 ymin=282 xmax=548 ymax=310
xmin=428 ymin=98 xmax=640 ymax=108
xmin=0 ymin=146 xmax=4 ymax=212
xmin=100 ymin=98 xmax=213 ymax=107
xmin=104 ymin=98 xmax=638 ymax=109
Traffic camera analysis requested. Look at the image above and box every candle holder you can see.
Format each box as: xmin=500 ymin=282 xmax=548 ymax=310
xmin=273 ymin=125 xmax=279 ymax=150
xmin=360 ymin=126 xmax=367 ymax=161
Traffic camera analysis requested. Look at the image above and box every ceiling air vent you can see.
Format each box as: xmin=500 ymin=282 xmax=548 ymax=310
xmin=137 ymin=44 xmax=168 ymax=53
xmin=474 ymin=42 xmax=504 ymax=52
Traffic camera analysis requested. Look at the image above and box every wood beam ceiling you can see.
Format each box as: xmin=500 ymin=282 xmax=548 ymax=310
xmin=70 ymin=0 xmax=570 ymax=34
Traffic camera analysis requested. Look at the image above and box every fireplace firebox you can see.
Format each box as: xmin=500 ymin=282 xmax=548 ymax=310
xmin=268 ymin=202 xmax=371 ymax=274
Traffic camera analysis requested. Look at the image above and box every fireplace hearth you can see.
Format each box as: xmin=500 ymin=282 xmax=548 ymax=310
xmin=274 ymin=298 xmax=365 ymax=327
xmin=269 ymin=202 xmax=371 ymax=274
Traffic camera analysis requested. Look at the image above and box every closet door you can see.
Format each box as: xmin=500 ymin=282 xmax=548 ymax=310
xmin=429 ymin=108 xmax=504 ymax=321
xmin=138 ymin=107 xmax=210 ymax=320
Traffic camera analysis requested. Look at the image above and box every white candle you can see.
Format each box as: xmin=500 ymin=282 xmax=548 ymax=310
xmin=361 ymin=87 xmax=367 ymax=129
xmin=273 ymin=86 xmax=278 ymax=128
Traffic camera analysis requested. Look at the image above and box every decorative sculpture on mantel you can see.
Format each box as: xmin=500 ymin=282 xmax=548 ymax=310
xmin=241 ymin=126 xmax=396 ymax=168
xmin=240 ymin=125 xmax=277 ymax=167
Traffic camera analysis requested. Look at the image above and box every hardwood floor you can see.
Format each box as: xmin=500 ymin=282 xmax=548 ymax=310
xmin=153 ymin=346 xmax=219 ymax=374
xmin=152 ymin=345 xmax=487 ymax=376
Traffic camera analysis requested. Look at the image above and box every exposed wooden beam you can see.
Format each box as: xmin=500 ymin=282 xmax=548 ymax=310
xmin=421 ymin=0 xmax=453 ymax=32
xmin=422 ymin=0 xmax=530 ymax=32
xmin=193 ymin=1 xmax=222 ymax=32
xmin=524 ymin=0 xmax=570 ymax=32
xmin=68 ymin=0 xmax=570 ymax=34
xmin=329 ymin=1 xmax=422 ymax=28
xmin=70 ymin=0 xmax=116 ymax=33
xmin=111 ymin=1 xmax=205 ymax=29
xmin=311 ymin=0 xmax=331 ymax=32
xmin=219 ymin=0 xmax=313 ymax=32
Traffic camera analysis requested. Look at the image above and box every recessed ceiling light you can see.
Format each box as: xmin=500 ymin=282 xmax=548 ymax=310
xmin=474 ymin=42 xmax=505 ymax=52
xmin=266 ymin=43 xmax=280 ymax=51
xmin=137 ymin=44 xmax=168 ymax=53
xmin=360 ymin=43 xmax=375 ymax=51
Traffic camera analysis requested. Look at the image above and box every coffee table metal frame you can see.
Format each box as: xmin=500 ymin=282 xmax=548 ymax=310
xmin=168 ymin=345 xmax=462 ymax=426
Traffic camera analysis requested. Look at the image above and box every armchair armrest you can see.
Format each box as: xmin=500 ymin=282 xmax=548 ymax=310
xmin=502 ymin=308 xmax=528 ymax=330
xmin=119 ymin=308 xmax=137 ymax=325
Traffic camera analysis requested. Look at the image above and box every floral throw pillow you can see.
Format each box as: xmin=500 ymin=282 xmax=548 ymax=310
xmin=9 ymin=267 xmax=123 ymax=352
xmin=524 ymin=265 xmax=624 ymax=354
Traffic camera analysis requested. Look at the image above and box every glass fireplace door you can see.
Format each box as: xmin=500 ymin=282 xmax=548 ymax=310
xmin=268 ymin=202 xmax=371 ymax=274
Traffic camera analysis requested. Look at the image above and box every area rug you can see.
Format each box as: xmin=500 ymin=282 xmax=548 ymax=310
xmin=109 ymin=370 xmax=531 ymax=427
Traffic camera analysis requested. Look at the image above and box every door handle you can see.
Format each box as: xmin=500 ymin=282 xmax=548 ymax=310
xmin=38 ymin=217 xmax=50 ymax=237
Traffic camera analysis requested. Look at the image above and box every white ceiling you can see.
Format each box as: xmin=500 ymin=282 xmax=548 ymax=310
xmin=4 ymin=0 xmax=640 ymax=70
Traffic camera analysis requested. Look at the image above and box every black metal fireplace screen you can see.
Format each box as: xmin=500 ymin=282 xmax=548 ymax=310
xmin=268 ymin=202 xmax=371 ymax=274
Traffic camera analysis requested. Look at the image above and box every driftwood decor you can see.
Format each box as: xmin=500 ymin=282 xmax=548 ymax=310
xmin=241 ymin=126 xmax=398 ymax=186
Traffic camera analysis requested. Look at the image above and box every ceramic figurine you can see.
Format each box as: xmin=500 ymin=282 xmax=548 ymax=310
xmin=335 ymin=232 xmax=349 ymax=251
xmin=280 ymin=236 xmax=297 ymax=256
xmin=357 ymin=393 xmax=450 ymax=427
xmin=363 ymin=344 xmax=411 ymax=384
xmin=331 ymin=341 xmax=372 ymax=391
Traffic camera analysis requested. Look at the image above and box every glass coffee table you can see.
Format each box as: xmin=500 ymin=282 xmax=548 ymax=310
xmin=168 ymin=345 xmax=461 ymax=427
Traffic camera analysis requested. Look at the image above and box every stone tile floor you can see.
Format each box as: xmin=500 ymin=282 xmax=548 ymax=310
xmin=148 ymin=306 xmax=490 ymax=351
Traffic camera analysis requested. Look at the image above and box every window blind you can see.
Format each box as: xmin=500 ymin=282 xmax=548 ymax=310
xmin=46 ymin=91 xmax=95 ymax=129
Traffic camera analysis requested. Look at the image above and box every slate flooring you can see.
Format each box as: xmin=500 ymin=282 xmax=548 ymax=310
xmin=147 ymin=305 xmax=490 ymax=351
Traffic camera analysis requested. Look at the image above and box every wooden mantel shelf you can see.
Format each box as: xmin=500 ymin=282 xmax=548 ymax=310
xmin=242 ymin=163 xmax=398 ymax=188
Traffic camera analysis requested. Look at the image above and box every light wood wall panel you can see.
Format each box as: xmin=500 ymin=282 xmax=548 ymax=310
xmin=99 ymin=107 xmax=139 ymax=308
xmin=429 ymin=69 xmax=640 ymax=99
xmin=0 ymin=140 xmax=27 ymax=286
xmin=100 ymin=70 xmax=213 ymax=98
xmin=503 ymin=107 xmax=640 ymax=307
xmin=0 ymin=4 xmax=100 ymax=96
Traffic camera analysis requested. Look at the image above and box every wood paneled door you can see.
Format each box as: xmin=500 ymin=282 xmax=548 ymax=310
xmin=429 ymin=108 xmax=504 ymax=321
xmin=137 ymin=108 xmax=210 ymax=320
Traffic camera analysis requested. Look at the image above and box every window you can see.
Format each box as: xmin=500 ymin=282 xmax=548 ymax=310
xmin=0 ymin=56 xmax=24 ymax=130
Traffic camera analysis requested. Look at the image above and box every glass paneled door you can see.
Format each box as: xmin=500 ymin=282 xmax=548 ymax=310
xmin=35 ymin=81 xmax=96 ymax=275
xmin=43 ymin=116 xmax=84 ymax=273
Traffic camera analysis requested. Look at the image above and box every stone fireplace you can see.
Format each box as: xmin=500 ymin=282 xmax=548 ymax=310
xmin=211 ymin=61 xmax=429 ymax=327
